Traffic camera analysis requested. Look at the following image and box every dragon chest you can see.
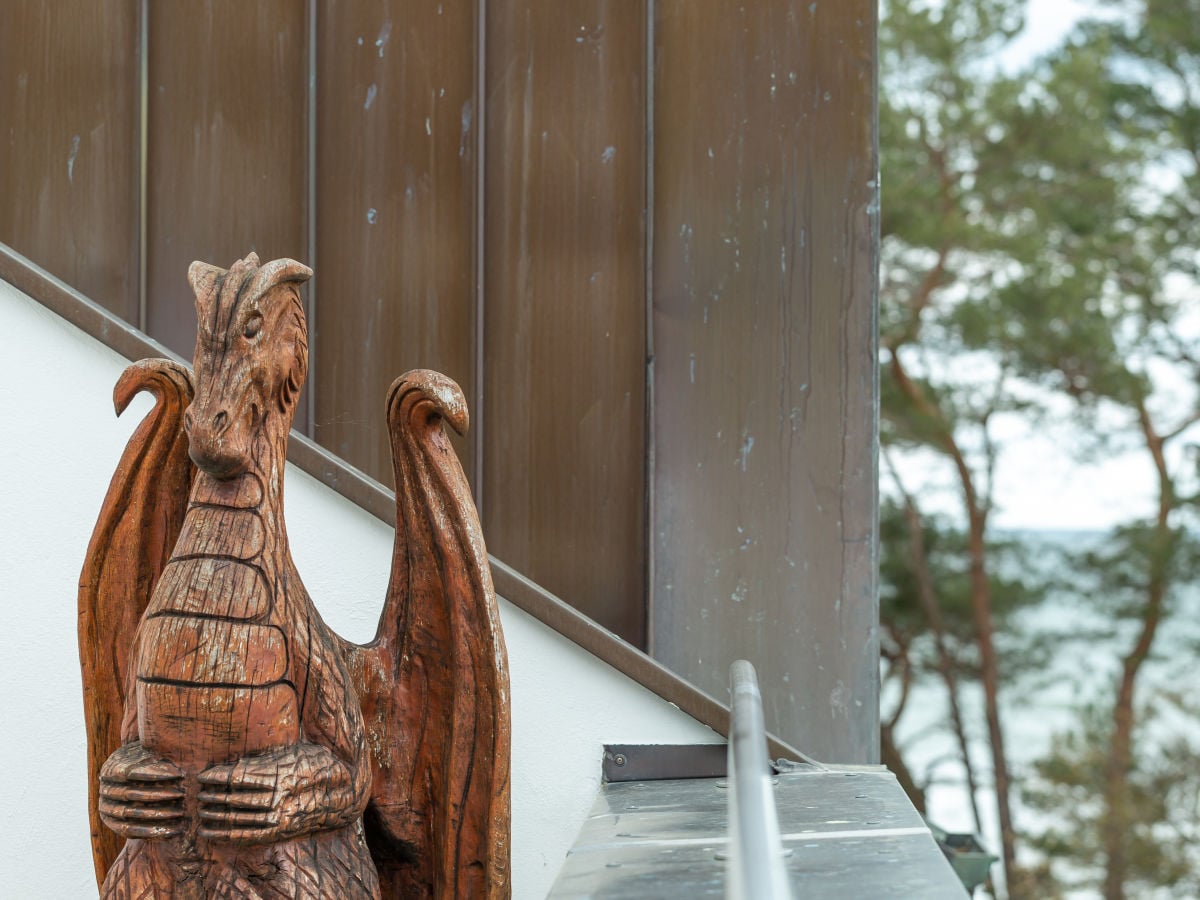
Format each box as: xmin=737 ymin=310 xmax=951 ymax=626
xmin=134 ymin=505 xmax=300 ymax=773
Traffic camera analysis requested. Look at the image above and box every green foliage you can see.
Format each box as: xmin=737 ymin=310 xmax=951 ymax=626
xmin=1024 ymin=697 xmax=1200 ymax=897
xmin=1072 ymin=524 xmax=1200 ymax=619
xmin=879 ymin=500 xmax=1043 ymax=669
xmin=879 ymin=0 xmax=1200 ymax=896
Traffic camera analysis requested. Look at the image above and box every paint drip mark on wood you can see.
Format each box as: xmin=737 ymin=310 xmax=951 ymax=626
xmin=739 ymin=430 xmax=755 ymax=471
xmin=375 ymin=21 xmax=392 ymax=58
xmin=460 ymin=100 xmax=472 ymax=158
xmin=67 ymin=135 xmax=80 ymax=184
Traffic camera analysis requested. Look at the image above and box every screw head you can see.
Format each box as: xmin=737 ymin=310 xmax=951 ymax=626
xmin=614 ymin=753 xmax=627 ymax=767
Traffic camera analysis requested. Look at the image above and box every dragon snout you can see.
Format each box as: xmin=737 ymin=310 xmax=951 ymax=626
xmin=184 ymin=407 xmax=231 ymax=436
xmin=184 ymin=402 xmax=249 ymax=479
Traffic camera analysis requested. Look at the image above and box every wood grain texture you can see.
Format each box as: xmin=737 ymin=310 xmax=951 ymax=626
xmin=649 ymin=0 xmax=879 ymax=762
xmin=80 ymin=254 xmax=510 ymax=897
xmin=0 ymin=0 xmax=139 ymax=320
xmin=482 ymin=1 xmax=648 ymax=644
xmin=313 ymin=0 xmax=478 ymax=485
xmin=91 ymin=255 xmax=378 ymax=896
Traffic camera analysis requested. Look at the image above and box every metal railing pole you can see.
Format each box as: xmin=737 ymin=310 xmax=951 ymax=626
xmin=726 ymin=660 xmax=793 ymax=900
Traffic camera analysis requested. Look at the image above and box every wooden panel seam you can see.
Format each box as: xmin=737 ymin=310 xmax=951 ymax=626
xmin=473 ymin=0 xmax=488 ymax=509
xmin=137 ymin=0 xmax=148 ymax=332
xmin=643 ymin=0 xmax=657 ymax=655
xmin=305 ymin=0 xmax=319 ymax=438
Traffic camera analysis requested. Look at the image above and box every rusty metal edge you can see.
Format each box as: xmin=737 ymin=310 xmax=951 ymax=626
xmin=0 ymin=240 xmax=804 ymax=761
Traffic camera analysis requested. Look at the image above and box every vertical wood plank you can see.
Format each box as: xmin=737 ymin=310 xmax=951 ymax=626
xmin=0 ymin=0 xmax=139 ymax=320
xmin=651 ymin=0 xmax=878 ymax=761
xmin=145 ymin=2 xmax=308 ymax=364
xmin=313 ymin=0 xmax=478 ymax=485
xmin=482 ymin=2 xmax=648 ymax=644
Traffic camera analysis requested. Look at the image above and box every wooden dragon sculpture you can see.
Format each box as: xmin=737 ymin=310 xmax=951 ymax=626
xmin=77 ymin=253 xmax=510 ymax=898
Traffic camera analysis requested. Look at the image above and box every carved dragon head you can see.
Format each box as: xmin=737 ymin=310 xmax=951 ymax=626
xmin=183 ymin=253 xmax=313 ymax=479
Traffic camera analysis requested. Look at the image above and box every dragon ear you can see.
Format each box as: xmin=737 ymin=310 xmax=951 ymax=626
xmin=187 ymin=261 xmax=224 ymax=316
xmin=243 ymin=258 xmax=313 ymax=305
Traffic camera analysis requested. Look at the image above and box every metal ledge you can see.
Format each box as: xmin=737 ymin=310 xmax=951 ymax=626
xmin=602 ymin=744 xmax=728 ymax=783
xmin=0 ymin=240 xmax=803 ymax=761
xmin=549 ymin=767 xmax=967 ymax=899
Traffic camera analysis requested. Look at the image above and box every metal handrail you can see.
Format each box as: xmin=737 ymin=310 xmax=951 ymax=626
xmin=726 ymin=660 xmax=793 ymax=900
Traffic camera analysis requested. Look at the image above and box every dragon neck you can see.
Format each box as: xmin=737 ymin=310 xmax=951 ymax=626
xmin=185 ymin=415 xmax=294 ymax=573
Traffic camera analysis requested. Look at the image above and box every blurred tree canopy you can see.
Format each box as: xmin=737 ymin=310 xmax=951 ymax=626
xmin=880 ymin=0 xmax=1200 ymax=896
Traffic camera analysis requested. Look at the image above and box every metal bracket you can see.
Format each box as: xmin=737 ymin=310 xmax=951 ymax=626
xmin=602 ymin=743 xmax=727 ymax=783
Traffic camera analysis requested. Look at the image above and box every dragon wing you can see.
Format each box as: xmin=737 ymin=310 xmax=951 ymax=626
xmin=343 ymin=369 xmax=510 ymax=898
xmin=77 ymin=359 xmax=195 ymax=888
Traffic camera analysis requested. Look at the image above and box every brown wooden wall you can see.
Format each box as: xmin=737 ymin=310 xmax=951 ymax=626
xmin=0 ymin=0 xmax=877 ymax=761
xmin=651 ymin=1 xmax=879 ymax=763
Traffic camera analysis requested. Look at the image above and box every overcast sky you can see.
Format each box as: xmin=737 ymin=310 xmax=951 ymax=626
xmin=888 ymin=0 xmax=1200 ymax=532
xmin=994 ymin=0 xmax=1095 ymax=72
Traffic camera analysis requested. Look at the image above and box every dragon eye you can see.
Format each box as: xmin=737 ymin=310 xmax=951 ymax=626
xmin=243 ymin=313 xmax=263 ymax=339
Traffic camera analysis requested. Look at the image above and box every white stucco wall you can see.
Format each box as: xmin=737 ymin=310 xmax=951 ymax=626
xmin=0 ymin=279 xmax=718 ymax=898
